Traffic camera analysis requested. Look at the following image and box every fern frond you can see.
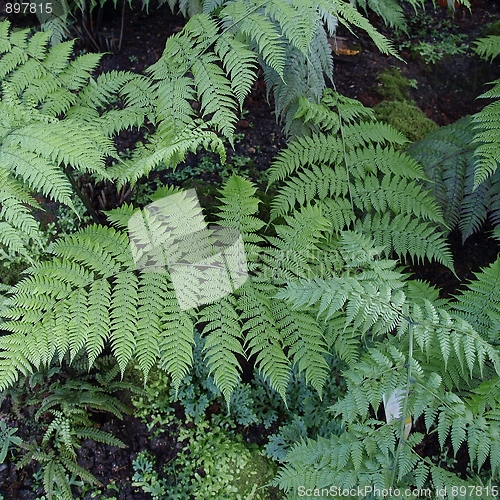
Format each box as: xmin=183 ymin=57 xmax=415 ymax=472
xmin=199 ymin=296 xmax=244 ymax=406
xmin=473 ymin=35 xmax=500 ymax=62
xmin=272 ymin=300 xmax=329 ymax=397
xmin=75 ymin=428 xmax=125 ymax=448
xmin=407 ymin=118 xmax=475 ymax=232
xmin=222 ymin=1 xmax=286 ymax=77
xmin=277 ymin=232 xmax=406 ymax=337
xmin=452 ymin=256 xmax=500 ymax=343
xmin=459 ymin=176 xmax=491 ymax=240
xmin=135 ymin=273 xmax=165 ymax=382
xmin=352 ymin=0 xmax=406 ymax=29
xmin=109 ymin=122 xmax=225 ymax=187
xmin=158 ymin=298 xmax=195 ymax=393
xmin=352 ymin=173 xmax=445 ymax=223
xmin=268 ymin=133 xmax=343 ymax=185
xmin=86 ymin=280 xmax=111 ymax=368
xmin=270 ymin=164 xmax=349 ymax=220
xmin=348 ymin=145 xmax=425 ymax=180
xmin=342 ymin=120 xmax=408 ymax=148
xmin=355 ymin=212 xmax=453 ymax=269
xmin=263 ymin=205 xmax=331 ymax=284
xmin=214 ymin=33 xmax=258 ymax=109
xmin=109 ymin=272 xmax=138 ymax=374
xmin=265 ymin=0 xmax=318 ymax=56
xmin=239 ymin=280 xmax=290 ymax=401
xmin=325 ymin=0 xmax=399 ymax=58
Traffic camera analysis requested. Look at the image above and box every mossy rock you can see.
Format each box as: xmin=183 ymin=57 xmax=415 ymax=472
xmin=373 ymin=100 xmax=438 ymax=142
xmin=375 ymin=67 xmax=412 ymax=102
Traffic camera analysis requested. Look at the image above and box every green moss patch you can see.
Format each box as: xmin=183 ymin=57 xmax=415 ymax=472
xmin=374 ymin=100 xmax=438 ymax=142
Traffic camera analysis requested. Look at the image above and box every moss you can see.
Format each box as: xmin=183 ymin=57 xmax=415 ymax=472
xmin=232 ymin=445 xmax=283 ymax=499
xmin=375 ymin=67 xmax=412 ymax=102
xmin=373 ymin=100 xmax=438 ymax=142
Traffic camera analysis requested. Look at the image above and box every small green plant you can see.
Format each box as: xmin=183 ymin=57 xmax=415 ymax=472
xmin=0 ymin=420 xmax=21 ymax=463
xmin=132 ymin=452 xmax=167 ymax=500
xmin=159 ymin=420 xmax=279 ymax=500
xmin=414 ymin=35 xmax=468 ymax=64
xmin=7 ymin=359 xmax=140 ymax=500
xmin=397 ymin=8 xmax=470 ymax=64
xmin=131 ymin=412 xmax=281 ymax=500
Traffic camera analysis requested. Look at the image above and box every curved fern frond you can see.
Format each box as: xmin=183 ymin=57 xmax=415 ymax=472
xmin=222 ymin=1 xmax=286 ymax=77
xmin=239 ymin=280 xmax=290 ymax=401
xmin=355 ymin=212 xmax=453 ymax=269
xmin=214 ymin=33 xmax=258 ymax=109
xmin=270 ymin=164 xmax=349 ymax=220
xmin=199 ymin=296 xmax=244 ymax=406
xmin=452 ymin=257 xmax=500 ymax=344
xmin=473 ymin=35 xmax=500 ymax=62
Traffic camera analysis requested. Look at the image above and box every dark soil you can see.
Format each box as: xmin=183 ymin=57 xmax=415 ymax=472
xmin=2 ymin=1 xmax=500 ymax=498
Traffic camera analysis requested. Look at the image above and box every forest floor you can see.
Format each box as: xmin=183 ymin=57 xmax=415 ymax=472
xmin=1 ymin=1 xmax=500 ymax=498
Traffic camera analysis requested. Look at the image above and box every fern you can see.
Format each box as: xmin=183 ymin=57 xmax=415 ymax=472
xmin=275 ymin=249 xmax=500 ymax=495
xmin=0 ymin=21 xmax=148 ymax=256
xmin=472 ymin=35 xmax=500 ymax=187
xmin=269 ymin=89 xmax=453 ymax=269
xmin=408 ymin=116 xmax=500 ymax=241
xmin=199 ymin=296 xmax=245 ymax=406
xmin=452 ymin=257 xmax=500 ymax=344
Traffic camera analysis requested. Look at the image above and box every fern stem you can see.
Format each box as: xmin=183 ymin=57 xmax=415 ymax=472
xmin=63 ymin=166 xmax=101 ymax=224
xmin=390 ymin=321 xmax=413 ymax=488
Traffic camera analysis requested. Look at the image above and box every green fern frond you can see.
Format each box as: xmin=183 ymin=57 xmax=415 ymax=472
xmin=199 ymin=296 xmax=244 ymax=406
xmin=166 ymin=0 xmax=203 ymax=17
xmin=109 ymin=122 xmax=225 ymax=187
xmin=135 ymin=273 xmax=164 ymax=382
xmin=272 ymin=301 xmax=329 ymax=397
xmin=452 ymin=256 xmax=500 ymax=344
xmin=214 ymin=33 xmax=258 ymax=109
xmin=158 ymin=302 xmax=196 ymax=393
xmin=407 ymin=118 xmax=475 ymax=231
xmin=348 ymin=145 xmax=425 ymax=180
xmin=352 ymin=0 xmax=406 ymax=29
xmin=263 ymin=205 xmax=331 ymax=284
xmin=268 ymin=133 xmax=344 ymax=185
xmin=75 ymin=428 xmax=125 ymax=448
xmin=473 ymin=35 xmax=500 ymax=62
xmin=265 ymin=0 xmax=318 ymax=56
xmin=105 ymin=203 xmax=138 ymax=229
xmin=270 ymin=164 xmax=349 ymax=220
xmin=342 ymin=120 xmax=408 ymax=148
xmin=192 ymin=54 xmax=238 ymax=138
xmin=326 ymin=0 xmax=400 ymax=58
xmin=459 ymin=177 xmax=491 ymax=239
xmin=355 ymin=212 xmax=453 ymax=269
xmin=110 ymin=272 xmax=138 ymax=374
xmin=222 ymin=1 xmax=286 ymax=77
xmin=276 ymin=232 xmax=406 ymax=336
xmin=352 ymin=173 xmax=445 ymax=223
xmin=216 ymin=174 xmax=265 ymax=268
xmin=239 ymin=280 xmax=290 ymax=401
